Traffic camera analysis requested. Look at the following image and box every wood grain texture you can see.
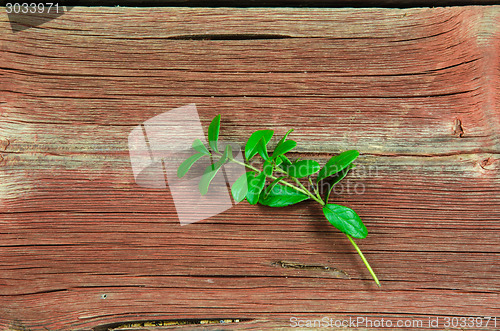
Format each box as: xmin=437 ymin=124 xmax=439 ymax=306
xmin=1 ymin=6 xmax=499 ymax=330
xmin=25 ymin=0 xmax=499 ymax=7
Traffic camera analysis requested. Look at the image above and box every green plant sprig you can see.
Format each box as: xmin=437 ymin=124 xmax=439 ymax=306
xmin=178 ymin=114 xmax=380 ymax=287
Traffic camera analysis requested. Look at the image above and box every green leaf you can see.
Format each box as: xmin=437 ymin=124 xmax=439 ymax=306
xmin=198 ymin=163 xmax=222 ymax=196
xmin=208 ymin=114 xmax=221 ymax=152
xmin=177 ymin=153 xmax=206 ymax=178
xmin=322 ymin=204 xmax=367 ymax=239
xmin=198 ymin=144 xmax=231 ymax=195
xmin=192 ymin=139 xmax=211 ymax=155
xmin=221 ymin=144 xmax=232 ymax=162
xmin=286 ymin=160 xmax=320 ymax=178
xmin=278 ymin=155 xmax=292 ymax=169
xmin=231 ymin=172 xmax=251 ymax=203
xmin=255 ymin=137 xmax=269 ymax=161
xmin=317 ymin=150 xmax=359 ymax=183
xmin=245 ymin=130 xmax=274 ymax=160
xmin=325 ymin=164 xmax=355 ymax=203
xmin=263 ymin=176 xmax=286 ymax=198
xmin=272 ymin=139 xmax=296 ymax=159
xmin=278 ymin=129 xmax=294 ymax=145
xmin=275 ymin=157 xmax=283 ymax=167
xmin=263 ymin=160 xmax=273 ymax=176
xmin=246 ymin=172 xmax=266 ymax=205
xmin=260 ymin=184 xmax=309 ymax=207
xmin=272 ymin=129 xmax=294 ymax=160
xmin=331 ymin=164 xmax=355 ymax=184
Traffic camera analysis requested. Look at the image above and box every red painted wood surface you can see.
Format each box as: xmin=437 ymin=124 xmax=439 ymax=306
xmin=1 ymin=6 xmax=499 ymax=330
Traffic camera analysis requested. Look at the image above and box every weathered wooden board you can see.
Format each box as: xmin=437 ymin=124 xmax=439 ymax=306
xmin=18 ymin=0 xmax=498 ymax=7
xmin=1 ymin=6 xmax=499 ymax=331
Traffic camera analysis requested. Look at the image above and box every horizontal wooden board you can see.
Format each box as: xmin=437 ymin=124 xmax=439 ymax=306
xmin=2 ymin=95 xmax=497 ymax=156
xmin=28 ymin=0 xmax=499 ymax=8
xmin=0 ymin=6 xmax=499 ymax=331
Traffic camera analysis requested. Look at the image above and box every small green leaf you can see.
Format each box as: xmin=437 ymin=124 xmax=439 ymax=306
xmin=199 ymin=163 xmax=222 ymax=196
xmin=177 ymin=153 xmax=206 ymax=178
xmin=231 ymin=172 xmax=251 ymax=203
xmin=272 ymin=140 xmax=296 ymax=159
xmin=325 ymin=164 xmax=355 ymax=203
xmin=263 ymin=160 xmax=273 ymax=176
xmin=275 ymin=157 xmax=283 ymax=167
xmin=260 ymin=184 xmax=309 ymax=207
xmin=263 ymin=176 xmax=286 ymax=198
xmin=278 ymin=155 xmax=292 ymax=169
xmin=331 ymin=164 xmax=355 ymax=185
xmin=198 ymin=144 xmax=231 ymax=195
xmin=255 ymin=137 xmax=269 ymax=161
xmin=220 ymin=144 xmax=232 ymax=162
xmin=286 ymin=160 xmax=320 ymax=178
xmin=246 ymin=172 xmax=266 ymax=205
xmin=322 ymin=204 xmax=367 ymax=239
xmin=192 ymin=139 xmax=211 ymax=155
xmin=278 ymin=129 xmax=294 ymax=145
xmin=208 ymin=114 xmax=221 ymax=152
xmin=245 ymin=130 xmax=274 ymax=160
xmin=317 ymin=150 xmax=359 ymax=183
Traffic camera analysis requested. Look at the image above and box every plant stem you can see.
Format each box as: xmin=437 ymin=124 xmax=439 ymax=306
xmin=292 ymin=177 xmax=324 ymax=205
xmin=308 ymin=176 xmax=323 ymax=202
xmin=228 ymin=155 xmax=261 ymax=173
xmin=274 ymin=167 xmax=325 ymax=205
xmin=346 ymin=234 xmax=381 ymax=287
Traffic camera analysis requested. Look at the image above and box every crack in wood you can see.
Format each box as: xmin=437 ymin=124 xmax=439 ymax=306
xmin=271 ymin=260 xmax=350 ymax=279
xmin=2 ymin=288 xmax=68 ymax=297
xmin=165 ymin=33 xmax=293 ymax=40
xmin=95 ymin=318 xmax=251 ymax=331
xmin=453 ymin=118 xmax=465 ymax=138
